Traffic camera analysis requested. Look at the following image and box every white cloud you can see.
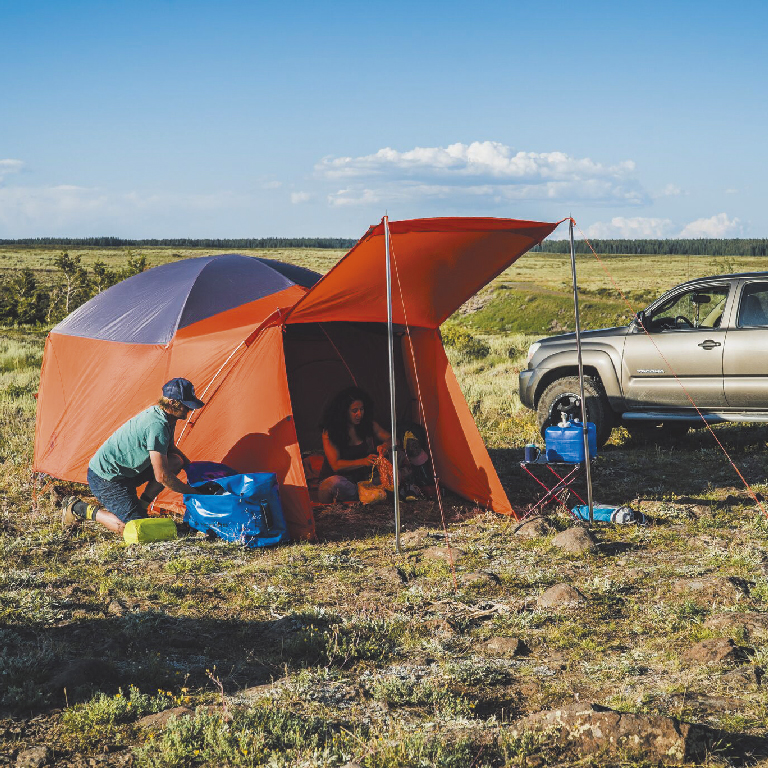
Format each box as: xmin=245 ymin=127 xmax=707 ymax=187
xmin=318 ymin=142 xmax=635 ymax=182
xmin=679 ymin=213 xmax=742 ymax=238
xmin=585 ymin=217 xmax=677 ymax=239
xmin=725 ymin=188 xmax=738 ymax=195
xmin=290 ymin=191 xmax=312 ymax=204
xmin=654 ymin=183 xmax=683 ymax=198
xmin=0 ymin=159 xmax=24 ymax=182
xmin=261 ymin=180 xmax=283 ymax=189
xmin=583 ymin=213 xmax=744 ymax=239
xmin=318 ymin=141 xmax=645 ymax=207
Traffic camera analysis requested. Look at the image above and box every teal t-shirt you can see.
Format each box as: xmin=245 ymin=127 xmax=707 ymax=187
xmin=89 ymin=406 xmax=175 ymax=480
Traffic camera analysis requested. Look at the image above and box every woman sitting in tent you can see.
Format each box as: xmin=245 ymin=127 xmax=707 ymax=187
xmin=317 ymin=387 xmax=391 ymax=503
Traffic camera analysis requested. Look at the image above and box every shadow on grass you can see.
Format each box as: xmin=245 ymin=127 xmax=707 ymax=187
xmin=1 ymin=613 xmax=273 ymax=714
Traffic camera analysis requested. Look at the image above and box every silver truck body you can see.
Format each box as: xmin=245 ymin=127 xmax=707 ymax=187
xmin=519 ymin=272 xmax=768 ymax=444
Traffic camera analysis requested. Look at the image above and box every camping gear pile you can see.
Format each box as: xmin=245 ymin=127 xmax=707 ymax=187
xmin=180 ymin=461 xmax=289 ymax=547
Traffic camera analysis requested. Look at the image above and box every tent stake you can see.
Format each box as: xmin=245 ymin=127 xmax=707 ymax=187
xmin=384 ymin=216 xmax=401 ymax=552
xmin=569 ymin=218 xmax=594 ymax=525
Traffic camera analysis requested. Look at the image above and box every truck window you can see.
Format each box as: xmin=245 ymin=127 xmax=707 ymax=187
xmin=649 ymin=286 xmax=729 ymax=330
xmin=738 ymin=283 xmax=768 ymax=327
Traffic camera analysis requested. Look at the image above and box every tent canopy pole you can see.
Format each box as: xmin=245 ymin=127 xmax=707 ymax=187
xmin=384 ymin=216 xmax=401 ymax=552
xmin=569 ymin=218 xmax=595 ymax=525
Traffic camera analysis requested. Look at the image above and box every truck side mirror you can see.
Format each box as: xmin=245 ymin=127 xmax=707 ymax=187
xmin=634 ymin=310 xmax=647 ymax=330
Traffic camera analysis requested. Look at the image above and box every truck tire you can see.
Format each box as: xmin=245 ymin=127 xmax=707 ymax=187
xmin=536 ymin=375 xmax=612 ymax=448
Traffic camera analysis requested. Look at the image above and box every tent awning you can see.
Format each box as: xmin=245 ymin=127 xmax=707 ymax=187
xmin=286 ymin=217 xmax=559 ymax=328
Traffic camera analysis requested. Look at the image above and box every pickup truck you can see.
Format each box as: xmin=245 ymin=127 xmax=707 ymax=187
xmin=519 ymin=271 xmax=768 ymax=446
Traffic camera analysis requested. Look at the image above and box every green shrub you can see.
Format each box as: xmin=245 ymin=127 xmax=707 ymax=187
xmin=440 ymin=324 xmax=490 ymax=359
xmin=135 ymin=703 xmax=352 ymax=768
xmin=62 ymin=686 xmax=180 ymax=751
xmin=371 ymin=677 xmax=474 ymax=718
xmin=283 ymin=611 xmax=408 ymax=666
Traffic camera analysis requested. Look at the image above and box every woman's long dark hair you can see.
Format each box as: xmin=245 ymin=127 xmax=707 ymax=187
xmin=320 ymin=387 xmax=375 ymax=450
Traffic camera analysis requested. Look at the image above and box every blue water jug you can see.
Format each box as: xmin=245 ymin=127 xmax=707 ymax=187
xmin=545 ymin=416 xmax=597 ymax=462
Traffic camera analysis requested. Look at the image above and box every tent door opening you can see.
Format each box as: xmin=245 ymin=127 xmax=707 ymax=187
xmin=282 ymin=322 xmax=417 ymax=458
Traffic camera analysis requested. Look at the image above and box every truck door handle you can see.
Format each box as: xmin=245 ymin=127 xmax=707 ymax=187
xmin=698 ymin=339 xmax=721 ymax=349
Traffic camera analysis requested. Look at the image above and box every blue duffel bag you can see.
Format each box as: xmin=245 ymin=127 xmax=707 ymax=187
xmin=183 ymin=472 xmax=289 ymax=548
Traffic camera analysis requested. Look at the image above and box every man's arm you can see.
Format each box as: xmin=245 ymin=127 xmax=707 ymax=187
xmin=150 ymin=451 xmax=195 ymax=495
xmin=168 ymin=444 xmax=191 ymax=469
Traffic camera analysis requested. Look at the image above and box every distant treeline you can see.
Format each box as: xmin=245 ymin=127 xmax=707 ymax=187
xmin=0 ymin=237 xmax=357 ymax=249
xmin=535 ymin=239 xmax=768 ymax=257
xmin=4 ymin=236 xmax=768 ymax=256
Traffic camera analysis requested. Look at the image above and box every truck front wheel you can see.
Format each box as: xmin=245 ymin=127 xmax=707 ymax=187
xmin=536 ymin=375 xmax=612 ymax=448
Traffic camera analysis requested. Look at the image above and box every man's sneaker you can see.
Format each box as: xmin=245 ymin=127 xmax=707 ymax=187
xmin=61 ymin=496 xmax=82 ymax=529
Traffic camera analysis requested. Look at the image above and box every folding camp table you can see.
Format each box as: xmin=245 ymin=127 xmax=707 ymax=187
xmin=518 ymin=455 xmax=590 ymax=522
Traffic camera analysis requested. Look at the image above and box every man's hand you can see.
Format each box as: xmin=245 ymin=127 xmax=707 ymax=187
xmin=195 ymin=481 xmax=224 ymax=495
xmin=150 ymin=450 xmax=195 ymax=495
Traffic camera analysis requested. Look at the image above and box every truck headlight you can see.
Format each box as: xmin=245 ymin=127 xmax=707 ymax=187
xmin=526 ymin=342 xmax=541 ymax=365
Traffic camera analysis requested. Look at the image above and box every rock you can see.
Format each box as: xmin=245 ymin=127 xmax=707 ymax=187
xmin=670 ymin=577 xmax=749 ymax=606
xmin=46 ymin=658 xmax=118 ymax=697
xmin=721 ymin=665 xmax=763 ymax=688
xmin=705 ymin=612 xmax=768 ymax=639
xmin=373 ymin=566 xmax=406 ymax=584
xmin=238 ymin=680 xmax=286 ymax=698
xmin=666 ymin=692 xmax=742 ymax=713
xmin=462 ymin=571 xmax=500 ymax=588
xmin=481 ymin=636 xmax=529 ymax=657
xmin=422 ymin=546 xmax=466 ymax=563
xmin=424 ymin=617 xmax=456 ymax=636
xmin=682 ymin=638 xmax=751 ymax=664
xmin=16 ymin=747 xmax=50 ymax=768
xmin=106 ymin=598 xmax=126 ymax=616
xmin=537 ymin=583 xmax=587 ymax=609
xmin=137 ymin=706 xmax=194 ymax=729
xmin=551 ymin=527 xmax=597 ymax=554
xmin=514 ymin=517 xmax=552 ymax=538
xmin=510 ymin=702 xmax=707 ymax=763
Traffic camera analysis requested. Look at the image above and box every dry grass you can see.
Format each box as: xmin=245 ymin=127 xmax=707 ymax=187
xmin=0 ymin=246 xmax=346 ymax=282
xmin=4 ymin=252 xmax=768 ymax=766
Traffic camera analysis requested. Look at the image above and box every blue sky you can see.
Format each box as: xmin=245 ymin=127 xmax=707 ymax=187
xmin=1 ymin=0 xmax=766 ymax=239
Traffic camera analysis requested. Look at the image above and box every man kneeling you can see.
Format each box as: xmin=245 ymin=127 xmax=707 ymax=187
xmin=62 ymin=378 xmax=209 ymax=535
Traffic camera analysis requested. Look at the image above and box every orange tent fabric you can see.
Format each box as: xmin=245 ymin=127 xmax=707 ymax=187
xmin=288 ymin=217 xmax=556 ymax=327
xmin=34 ymin=217 xmax=558 ymax=539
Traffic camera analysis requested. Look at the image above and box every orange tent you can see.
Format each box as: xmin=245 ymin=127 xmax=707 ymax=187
xmin=34 ymin=216 xmax=557 ymax=540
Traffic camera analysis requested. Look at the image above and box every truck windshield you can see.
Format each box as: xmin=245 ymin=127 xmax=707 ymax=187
xmin=648 ymin=286 xmax=729 ymax=330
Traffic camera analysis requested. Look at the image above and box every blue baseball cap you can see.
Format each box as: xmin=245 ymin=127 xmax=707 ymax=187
xmin=162 ymin=377 xmax=205 ymax=410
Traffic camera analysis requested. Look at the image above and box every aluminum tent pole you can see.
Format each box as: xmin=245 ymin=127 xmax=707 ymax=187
xmin=569 ymin=218 xmax=595 ymax=525
xmin=384 ymin=216 xmax=401 ymax=553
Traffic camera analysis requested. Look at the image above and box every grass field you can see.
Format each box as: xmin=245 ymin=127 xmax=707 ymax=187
xmin=4 ymin=248 xmax=768 ymax=766
xmin=5 ymin=244 xmax=768 ymax=334
xmin=0 ymin=246 xmax=347 ymax=281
